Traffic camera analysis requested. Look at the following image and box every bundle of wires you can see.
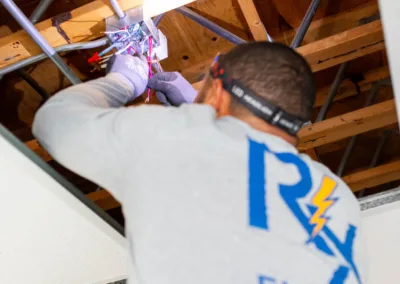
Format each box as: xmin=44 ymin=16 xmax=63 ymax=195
xmin=88 ymin=22 xmax=162 ymax=103
xmin=146 ymin=36 xmax=153 ymax=102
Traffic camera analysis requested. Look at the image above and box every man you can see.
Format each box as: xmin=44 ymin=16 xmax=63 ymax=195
xmin=33 ymin=42 xmax=364 ymax=284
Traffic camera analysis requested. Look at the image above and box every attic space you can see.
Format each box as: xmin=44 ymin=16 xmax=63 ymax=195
xmin=0 ymin=0 xmax=399 ymax=222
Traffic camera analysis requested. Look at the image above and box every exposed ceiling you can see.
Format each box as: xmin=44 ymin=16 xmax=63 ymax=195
xmin=0 ymin=0 xmax=398 ymax=220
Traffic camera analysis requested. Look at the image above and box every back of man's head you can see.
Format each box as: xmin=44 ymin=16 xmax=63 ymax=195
xmin=220 ymin=42 xmax=315 ymax=122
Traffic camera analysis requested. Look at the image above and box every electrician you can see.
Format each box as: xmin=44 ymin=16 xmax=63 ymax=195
xmin=33 ymin=42 xmax=364 ymax=284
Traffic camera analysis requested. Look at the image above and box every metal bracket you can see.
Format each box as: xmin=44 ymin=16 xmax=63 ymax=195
xmin=105 ymin=6 xmax=161 ymax=54
xmin=106 ymin=5 xmax=143 ymax=31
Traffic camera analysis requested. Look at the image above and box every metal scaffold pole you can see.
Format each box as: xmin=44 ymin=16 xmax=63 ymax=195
xmin=290 ymin=0 xmax=321 ymax=48
xmin=336 ymin=79 xmax=392 ymax=178
xmin=316 ymin=62 xmax=349 ymax=122
xmin=19 ymin=0 xmax=55 ymax=100
xmin=29 ymin=0 xmax=54 ymax=24
xmin=0 ymin=38 xmax=109 ymax=77
xmin=176 ymin=6 xmax=247 ymax=45
xmin=0 ymin=0 xmax=81 ymax=85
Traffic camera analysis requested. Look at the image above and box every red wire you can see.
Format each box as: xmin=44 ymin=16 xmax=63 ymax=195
xmin=146 ymin=37 xmax=153 ymax=102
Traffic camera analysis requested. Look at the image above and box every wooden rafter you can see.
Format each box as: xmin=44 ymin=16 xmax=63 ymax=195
xmin=298 ymin=99 xmax=398 ymax=150
xmin=298 ymin=20 xmax=384 ymax=72
xmin=343 ymin=160 xmax=400 ymax=192
xmin=237 ymin=0 xmax=268 ymax=41
xmin=0 ymin=0 xmax=194 ymax=68
xmin=314 ymin=66 xmax=390 ymax=107
xmin=276 ymin=1 xmax=379 ymax=45
xmin=182 ymin=21 xmax=385 ymax=82
xmin=181 ymin=2 xmax=382 ymax=83
xmin=26 ymin=139 xmax=52 ymax=162
xmin=87 ymin=190 xmax=120 ymax=211
xmin=317 ymin=123 xmax=398 ymax=156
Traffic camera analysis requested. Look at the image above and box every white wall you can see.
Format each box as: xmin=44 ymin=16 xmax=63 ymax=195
xmin=361 ymin=187 xmax=400 ymax=284
xmin=379 ymin=0 xmax=400 ymax=123
xmin=0 ymin=128 xmax=128 ymax=284
xmin=362 ymin=2 xmax=400 ymax=282
xmin=142 ymin=0 xmax=195 ymax=19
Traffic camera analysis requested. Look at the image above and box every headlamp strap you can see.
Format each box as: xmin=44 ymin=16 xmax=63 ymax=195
xmin=210 ymin=61 xmax=304 ymax=136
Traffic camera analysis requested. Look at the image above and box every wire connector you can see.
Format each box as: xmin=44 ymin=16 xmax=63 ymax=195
xmin=88 ymin=52 xmax=100 ymax=63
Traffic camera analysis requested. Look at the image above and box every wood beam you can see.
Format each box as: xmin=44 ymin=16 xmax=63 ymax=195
xmin=237 ymin=0 xmax=268 ymax=41
xmin=86 ymin=189 xmax=120 ymax=211
xmin=299 ymin=20 xmax=384 ymax=72
xmin=316 ymin=123 xmax=398 ymax=156
xmin=274 ymin=1 xmax=379 ymax=45
xmin=298 ymin=99 xmax=398 ymax=150
xmin=181 ymin=19 xmax=385 ymax=83
xmin=0 ymin=0 xmax=194 ymax=68
xmin=25 ymin=139 xmax=52 ymax=162
xmin=271 ymin=0 xmax=326 ymax=29
xmin=343 ymin=160 xmax=400 ymax=192
xmin=273 ymin=1 xmax=379 ymax=44
xmin=314 ymin=66 xmax=390 ymax=107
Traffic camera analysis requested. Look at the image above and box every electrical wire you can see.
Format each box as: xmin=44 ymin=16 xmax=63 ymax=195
xmin=146 ymin=36 xmax=153 ymax=103
xmin=0 ymin=37 xmax=109 ymax=76
xmin=116 ymin=42 xmax=133 ymax=55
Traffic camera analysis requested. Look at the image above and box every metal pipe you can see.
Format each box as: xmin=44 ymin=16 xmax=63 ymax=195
xmin=16 ymin=69 xmax=50 ymax=100
xmin=368 ymin=130 xmax=391 ymax=168
xmin=110 ymin=0 xmax=126 ymax=19
xmin=176 ymin=7 xmax=246 ymax=45
xmin=17 ymin=0 xmax=55 ymax=100
xmin=256 ymin=20 xmax=274 ymax=42
xmin=0 ymin=37 xmax=109 ymax=76
xmin=316 ymin=62 xmax=350 ymax=122
xmin=292 ymin=0 xmax=322 ymax=132
xmin=336 ymin=135 xmax=358 ymax=177
xmin=336 ymin=78 xmax=392 ymax=177
xmin=266 ymin=30 xmax=274 ymax=43
xmin=290 ymin=0 xmax=321 ymax=48
xmin=154 ymin=13 xmax=164 ymax=26
xmin=1 ymin=0 xmax=81 ymax=85
xmin=358 ymin=130 xmax=392 ymax=198
xmin=29 ymin=0 xmax=54 ymax=24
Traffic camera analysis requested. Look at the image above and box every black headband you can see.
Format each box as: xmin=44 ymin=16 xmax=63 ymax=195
xmin=210 ymin=57 xmax=305 ymax=136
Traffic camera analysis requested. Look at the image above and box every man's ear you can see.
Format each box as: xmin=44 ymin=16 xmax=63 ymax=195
xmin=207 ymin=79 xmax=223 ymax=108
xmin=209 ymin=79 xmax=231 ymax=117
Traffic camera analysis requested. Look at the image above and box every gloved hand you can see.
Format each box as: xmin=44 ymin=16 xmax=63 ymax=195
xmin=106 ymin=54 xmax=149 ymax=100
xmin=147 ymin=72 xmax=197 ymax=106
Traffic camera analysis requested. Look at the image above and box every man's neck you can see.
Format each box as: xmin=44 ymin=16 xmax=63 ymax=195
xmin=236 ymin=115 xmax=298 ymax=146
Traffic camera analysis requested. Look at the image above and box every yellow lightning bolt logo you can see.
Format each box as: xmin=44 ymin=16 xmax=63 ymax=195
xmin=309 ymin=176 xmax=337 ymax=237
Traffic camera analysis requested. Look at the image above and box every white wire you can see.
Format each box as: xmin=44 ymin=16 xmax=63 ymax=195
xmin=103 ymin=30 xmax=129 ymax=35
xmin=140 ymin=40 xmax=145 ymax=54
xmin=116 ymin=42 xmax=133 ymax=55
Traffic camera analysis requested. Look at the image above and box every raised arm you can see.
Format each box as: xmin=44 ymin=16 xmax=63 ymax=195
xmin=33 ymin=54 xmax=202 ymax=201
xmin=32 ymin=55 xmax=149 ymax=201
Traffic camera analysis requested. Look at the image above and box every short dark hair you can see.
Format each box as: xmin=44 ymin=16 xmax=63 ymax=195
xmin=221 ymin=42 xmax=316 ymax=121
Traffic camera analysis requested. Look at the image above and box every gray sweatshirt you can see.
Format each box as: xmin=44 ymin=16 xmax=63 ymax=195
xmin=33 ymin=73 xmax=365 ymax=284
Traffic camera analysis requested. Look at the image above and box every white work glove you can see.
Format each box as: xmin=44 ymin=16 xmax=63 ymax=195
xmin=147 ymin=72 xmax=198 ymax=106
xmin=107 ymin=54 xmax=149 ymax=100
